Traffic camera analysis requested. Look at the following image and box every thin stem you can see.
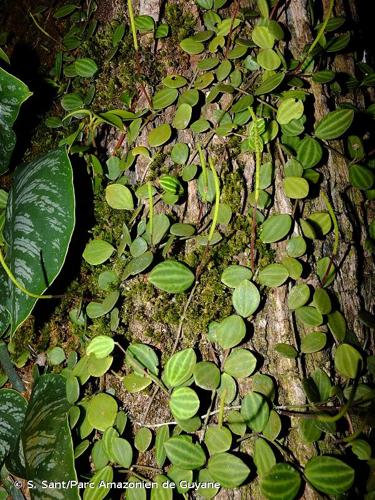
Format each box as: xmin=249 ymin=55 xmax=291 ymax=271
xmin=320 ymin=191 xmax=339 ymax=286
xmin=148 ymin=182 xmax=154 ymax=246
xmin=127 ymin=0 xmax=138 ymax=52
xmin=28 ymin=10 xmax=58 ymax=42
xmin=197 ymin=143 xmax=208 ymax=202
xmin=0 ymin=247 xmax=54 ymax=300
xmin=307 ymin=0 xmax=335 ymax=57
xmin=208 ymin=158 xmax=220 ymax=242
xmin=126 ymin=352 xmax=169 ymax=395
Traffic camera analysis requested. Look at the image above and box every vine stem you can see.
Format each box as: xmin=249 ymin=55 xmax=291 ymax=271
xmin=147 ymin=182 xmax=154 ymax=247
xmin=208 ymin=158 xmax=220 ymax=242
xmin=0 ymin=247 xmax=54 ymax=300
xmin=248 ymin=107 xmax=262 ymax=272
xmin=320 ymin=191 xmax=339 ymax=286
xmin=127 ymin=0 xmax=138 ymax=52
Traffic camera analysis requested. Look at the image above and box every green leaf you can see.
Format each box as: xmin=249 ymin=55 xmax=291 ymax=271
xmin=105 ymin=184 xmax=134 ymax=210
xmin=86 ymin=290 xmax=119 ymax=319
xmin=54 ymin=4 xmax=79 ymax=18
xmin=180 ymin=38 xmax=205 ymax=55
xmin=164 ymin=436 xmax=206 ymax=469
xmin=313 ymin=288 xmax=332 ymax=314
xmin=61 ymin=92 xmax=84 ymax=111
xmin=216 ymin=314 xmax=246 ymax=349
xmin=232 ymin=280 xmax=260 ymax=317
xmin=349 ymin=164 xmax=374 ymax=190
xmin=257 ymin=49 xmax=281 ymax=70
xmin=152 ymin=87 xmax=178 ymax=110
xmin=312 ymin=70 xmax=335 ymax=83
xmin=149 ymin=260 xmax=195 ymax=293
xmin=334 ymin=343 xmax=362 ymax=378
xmin=173 ymin=104 xmax=192 ymax=129
xmin=296 ymin=137 xmax=323 ymax=168
xmin=87 ymin=393 xmax=118 ymax=431
xmin=221 ymin=265 xmax=252 ymax=288
xmin=283 ymin=177 xmax=309 ymax=199
xmin=350 ymin=439 xmax=372 ymax=460
xmin=170 ymin=223 xmax=195 ymax=237
xmin=260 ymin=214 xmax=292 ymax=243
xmin=109 ymin=437 xmax=133 ymax=467
xmin=193 ymin=361 xmax=220 ymax=390
xmin=295 ymin=306 xmax=323 ymax=326
xmin=327 ymin=310 xmax=346 ymax=341
xmin=162 ymin=75 xmax=187 ymax=88
xmin=253 ymin=373 xmax=275 ymax=401
xmin=304 ymin=456 xmax=355 ymax=495
xmin=254 ymin=72 xmax=285 ymax=95
xmin=19 ymin=374 xmax=79 ymax=499
xmin=0 ymin=67 xmax=32 ymax=174
xmin=171 ymin=143 xmax=189 ymax=164
xmin=263 ymin=410 xmax=282 ymax=441
xmin=254 ymin=438 xmax=276 ymax=477
xmin=241 ymin=392 xmax=269 ymax=432
xmin=135 ymin=15 xmax=155 ymax=32
xmin=167 ymin=466 xmax=193 ymax=494
xmin=170 ymin=387 xmax=200 ymax=419
xmin=277 ymin=99 xmax=304 ymax=125
xmin=217 ymin=373 xmax=237 ymax=404
xmin=252 ymin=25 xmax=275 ymax=48
xmin=83 ymin=466 xmax=113 ymax=500
xmin=261 ymin=463 xmax=301 ymax=500
xmin=287 ymin=236 xmax=306 ymax=257
xmin=74 ymin=57 xmax=98 ymax=77
xmin=83 ymin=239 xmax=115 ymax=265
xmin=86 ymin=336 xmax=115 ymax=359
xmin=148 ymin=124 xmax=172 ymax=147
xmin=204 ymin=425 xmax=232 ymax=455
xmin=301 ymin=331 xmax=327 ymax=353
xmin=135 ymin=427 xmax=152 ymax=452
xmin=288 ymin=283 xmax=310 ymax=309
xmin=127 ymin=343 xmax=159 ymax=375
xmin=122 ymin=372 xmax=151 ymax=393
xmin=87 ymin=355 xmax=113 ymax=377
xmin=163 ymin=348 xmax=196 ymax=388
xmin=224 ymin=348 xmax=257 ymax=379
xmin=258 ymin=264 xmax=289 ymax=287
xmin=299 ymin=418 xmax=322 ymax=443
xmin=207 ymin=453 xmax=250 ymax=488
xmin=0 ymin=149 xmax=75 ymax=336
xmin=155 ymin=425 xmax=169 ymax=467
xmin=275 ymin=343 xmax=298 ymax=358
xmin=314 ymin=109 xmax=354 ymax=140
xmin=47 ymin=346 xmax=65 ymax=365
xmin=0 ymin=389 xmax=26 ymax=467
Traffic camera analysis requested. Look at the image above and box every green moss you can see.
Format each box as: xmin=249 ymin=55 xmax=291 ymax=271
xmin=221 ymin=170 xmax=244 ymax=211
xmin=164 ymin=4 xmax=196 ymax=41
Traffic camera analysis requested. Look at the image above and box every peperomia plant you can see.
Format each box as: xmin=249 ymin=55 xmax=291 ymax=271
xmin=0 ymin=0 xmax=374 ymax=498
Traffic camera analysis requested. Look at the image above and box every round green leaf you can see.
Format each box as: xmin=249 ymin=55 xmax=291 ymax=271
xmin=252 ymin=25 xmax=275 ymax=48
xmin=216 ymin=314 xmax=246 ymax=349
xmin=301 ymin=331 xmax=327 ymax=353
xmin=313 ymin=288 xmax=332 ymax=314
xmin=232 ymin=279 xmax=260 ymax=317
xmin=349 ymin=164 xmax=374 ymax=190
xmin=180 ymin=37 xmax=204 ymax=54
xmin=86 ymin=336 xmax=115 ymax=359
xmin=217 ymin=373 xmax=237 ymax=404
xmin=134 ymin=427 xmax=152 ymax=452
xmin=304 ymin=456 xmax=354 ymax=495
xmin=241 ymin=392 xmax=269 ymax=432
xmin=296 ymin=137 xmax=323 ymax=168
xmin=261 ymin=463 xmax=301 ymax=500
xmin=295 ymin=306 xmax=323 ymax=326
xmin=83 ymin=239 xmax=115 ymax=265
xmin=152 ymin=87 xmax=178 ymax=110
xmin=260 ymin=214 xmax=292 ymax=243
xmin=204 ymin=425 xmax=232 ymax=455
xmin=314 ymin=109 xmax=354 ymax=140
xmin=334 ymin=343 xmax=363 ymax=378
xmin=277 ymin=99 xmax=304 ymax=125
xmin=224 ymin=348 xmax=257 ymax=379
xmin=163 ymin=348 xmax=196 ymax=387
xmin=171 ymin=143 xmax=189 ymax=164
xmin=283 ymin=177 xmax=309 ymax=199
xmin=173 ymin=103 xmax=192 ymax=130
xmin=47 ymin=346 xmax=65 ymax=365
xmin=148 ymin=123 xmax=172 ymax=148
xmin=162 ymin=74 xmax=187 ymax=88
xmin=257 ymin=48 xmax=281 ymax=70
xmin=149 ymin=260 xmax=195 ymax=293
xmin=122 ymin=372 xmax=152 ymax=393
xmin=288 ymin=284 xmax=310 ymax=310
xmin=193 ymin=361 xmax=220 ymax=390
xmin=170 ymin=387 xmax=200 ymax=420
xmin=75 ymin=57 xmax=98 ymax=77
xmin=254 ymin=438 xmax=276 ymax=477
xmin=258 ymin=264 xmax=289 ymax=287
xmin=87 ymin=393 xmax=118 ymax=431
xmin=105 ymin=184 xmax=134 ymax=210
xmin=275 ymin=343 xmax=298 ymax=359
xmin=286 ymin=236 xmax=306 ymax=257
xmin=164 ymin=436 xmax=206 ymax=470
xmin=207 ymin=453 xmax=250 ymax=488
xmin=109 ymin=437 xmax=133 ymax=468
xmin=221 ymin=265 xmax=253 ymax=288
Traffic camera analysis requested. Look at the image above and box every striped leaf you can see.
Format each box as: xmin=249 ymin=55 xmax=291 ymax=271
xmin=254 ymin=438 xmax=276 ymax=477
xmin=149 ymin=260 xmax=195 ymax=293
xmin=155 ymin=425 xmax=169 ymax=467
xmin=204 ymin=425 xmax=232 ymax=455
xmin=304 ymin=456 xmax=355 ymax=495
xmin=86 ymin=336 xmax=115 ymax=359
xmin=164 ymin=436 xmax=206 ymax=469
xmin=207 ymin=452 xmax=250 ymax=487
xmin=0 ymin=67 xmax=32 ymax=174
xmin=314 ymin=109 xmax=354 ymax=140
xmin=276 ymin=98 xmax=304 ymax=125
xmin=260 ymin=463 xmax=301 ymax=500
xmin=0 ymin=389 xmax=27 ymax=467
xmin=0 ymin=148 xmax=75 ymax=336
xmin=163 ymin=348 xmax=196 ymax=387
xmin=297 ymin=136 xmax=323 ymax=168
xmin=169 ymin=387 xmax=200 ymax=419
xmin=74 ymin=57 xmax=98 ymax=77
xmin=241 ymin=392 xmax=269 ymax=432
xmin=16 ymin=374 xmax=79 ymax=499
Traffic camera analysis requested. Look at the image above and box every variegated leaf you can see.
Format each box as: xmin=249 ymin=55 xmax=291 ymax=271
xmin=0 ymin=67 xmax=32 ymax=174
xmin=0 ymin=389 xmax=27 ymax=467
xmin=0 ymin=148 xmax=75 ymax=335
